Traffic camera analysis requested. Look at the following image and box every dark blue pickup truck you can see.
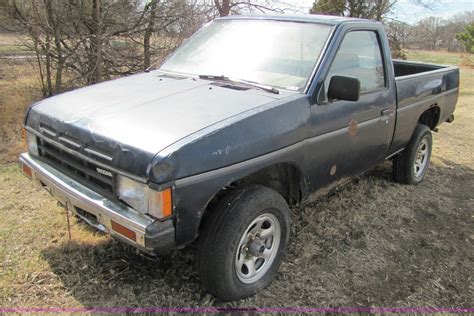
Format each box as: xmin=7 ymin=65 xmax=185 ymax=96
xmin=19 ymin=14 xmax=459 ymax=300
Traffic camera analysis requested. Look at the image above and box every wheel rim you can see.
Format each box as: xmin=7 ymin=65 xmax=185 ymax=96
xmin=413 ymin=138 xmax=429 ymax=178
xmin=235 ymin=213 xmax=281 ymax=284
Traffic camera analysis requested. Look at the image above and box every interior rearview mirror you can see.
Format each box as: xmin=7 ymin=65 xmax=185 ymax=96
xmin=327 ymin=75 xmax=360 ymax=102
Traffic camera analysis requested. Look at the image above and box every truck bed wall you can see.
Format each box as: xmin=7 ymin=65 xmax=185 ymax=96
xmin=393 ymin=60 xmax=444 ymax=77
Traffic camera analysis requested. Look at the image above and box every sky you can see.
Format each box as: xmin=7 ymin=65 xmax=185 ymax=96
xmin=284 ymin=0 xmax=474 ymax=23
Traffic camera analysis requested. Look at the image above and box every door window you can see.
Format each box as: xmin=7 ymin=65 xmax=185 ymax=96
xmin=324 ymin=31 xmax=385 ymax=99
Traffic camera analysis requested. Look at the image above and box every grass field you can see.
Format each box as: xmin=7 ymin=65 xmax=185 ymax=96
xmin=0 ymin=61 xmax=41 ymax=164
xmin=0 ymin=49 xmax=473 ymax=309
xmin=406 ymin=49 xmax=474 ymax=67
xmin=0 ymin=34 xmax=31 ymax=55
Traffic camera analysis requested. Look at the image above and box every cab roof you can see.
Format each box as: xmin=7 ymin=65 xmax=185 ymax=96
xmin=217 ymin=14 xmax=373 ymax=26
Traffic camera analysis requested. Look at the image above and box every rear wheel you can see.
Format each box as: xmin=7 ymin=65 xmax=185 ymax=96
xmin=393 ymin=124 xmax=433 ymax=185
xmin=197 ymin=185 xmax=290 ymax=301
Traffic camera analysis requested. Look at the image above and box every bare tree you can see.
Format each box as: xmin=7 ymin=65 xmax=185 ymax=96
xmin=1 ymin=0 xmax=201 ymax=95
xmin=211 ymin=0 xmax=288 ymax=17
xmin=385 ymin=19 xmax=414 ymax=58
xmin=422 ymin=16 xmax=444 ymax=50
xmin=403 ymin=12 xmax=473 ymax=51
xmin=386 ymin=20 xmax=413 ymax=48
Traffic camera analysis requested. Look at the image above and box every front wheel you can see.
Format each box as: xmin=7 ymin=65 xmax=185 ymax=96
xmin=197 ymin=185 xmax=290 ymax=301
xmin=393 ymin=124 xmax=433 ymax=185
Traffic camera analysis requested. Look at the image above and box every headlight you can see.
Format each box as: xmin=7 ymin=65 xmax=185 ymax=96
xmin=117 ymin=175 xmax=172 ymax=219
xmin=25 ymin=130 xmax=39 ymax=156
xmin=117 ymin=175 xmax=148 ymax=213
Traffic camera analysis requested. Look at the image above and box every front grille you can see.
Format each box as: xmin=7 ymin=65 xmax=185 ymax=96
xmin=38 ymin=139 xmax=115 ymax=196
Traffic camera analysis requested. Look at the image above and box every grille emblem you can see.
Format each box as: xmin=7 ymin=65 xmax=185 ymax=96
xmin=96 ymin=168 xmax=113 ymax=178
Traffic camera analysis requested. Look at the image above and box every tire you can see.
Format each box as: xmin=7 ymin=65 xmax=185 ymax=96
xmin=393 ymin=124 xmax=433 ymax=185
xmin=197 ymin=185 xmax=290 ymax=301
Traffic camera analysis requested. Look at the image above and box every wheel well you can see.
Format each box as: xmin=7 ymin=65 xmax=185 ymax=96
xmin=197 ymin=163 xmax=303 ymax=236
xmin=419 ymin=106 xmax=440 ymax=130
xmin=201 ymin=163 xmax=304 ymax=226
xmin=234 ymin=163 xmax=304 ymax=206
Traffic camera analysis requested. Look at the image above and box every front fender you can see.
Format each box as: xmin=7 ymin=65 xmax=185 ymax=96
xmin=172 ymin=139 xmax=309 ymax=245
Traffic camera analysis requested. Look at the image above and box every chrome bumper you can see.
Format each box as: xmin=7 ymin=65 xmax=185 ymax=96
xmin=19 ymin=153 xmax=175 ymax=253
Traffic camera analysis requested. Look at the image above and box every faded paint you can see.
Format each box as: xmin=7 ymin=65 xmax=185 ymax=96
xmin=21 ymin=16 xmax=460 ymax=249
xmin=330 ymin=165 xmax=337 ymax=176
xmin=348 ymin=119 xmax=358 ymax=137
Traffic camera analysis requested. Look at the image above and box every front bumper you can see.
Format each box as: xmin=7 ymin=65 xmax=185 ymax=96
xmin=19 ymin=153 xmax=175 ymax=254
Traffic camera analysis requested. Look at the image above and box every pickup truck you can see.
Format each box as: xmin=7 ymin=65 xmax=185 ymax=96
xmin=19 ymin=14 xmax=459 ymax=301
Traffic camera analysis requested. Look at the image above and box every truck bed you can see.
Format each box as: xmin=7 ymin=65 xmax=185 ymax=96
xmin=390 ymin=59 xmax=459 ymax=153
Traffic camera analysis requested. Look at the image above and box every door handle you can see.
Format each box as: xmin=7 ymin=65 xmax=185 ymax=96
xmin=381 ymin=108 xmax=394 ymax=116
xmin=381 ymin=108 xmax=394 ymax=125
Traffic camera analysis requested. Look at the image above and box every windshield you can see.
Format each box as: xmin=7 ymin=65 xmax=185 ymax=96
xmin=161 ymin=19 xmax=333 ymax=91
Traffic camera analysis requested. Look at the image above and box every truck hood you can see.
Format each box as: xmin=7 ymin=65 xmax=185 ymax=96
xmin=26 ymin=71 xmax=287 ymax=178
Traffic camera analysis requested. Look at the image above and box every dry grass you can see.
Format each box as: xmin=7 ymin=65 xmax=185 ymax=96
xmin=0 ymin=58 xmax=42 ymax=163
xmin=0 ymin=34 xmax=31 ymax=55
xmin=406 ymin=49 xmax=474 ymax=68
xmin=0 ymin=50 xmax=473 ymax=309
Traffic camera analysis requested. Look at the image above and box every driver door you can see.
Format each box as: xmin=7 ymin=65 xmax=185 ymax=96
xmin=305 ymin=29 xmax=396 ymax=192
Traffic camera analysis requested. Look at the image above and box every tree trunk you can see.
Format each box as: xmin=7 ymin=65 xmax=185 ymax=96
xmin=91 ymin=0 xmax=102 ymax=84
xmin=33 ymin=37 xmax=47 ymax=96
xmin=144 ymin=0 xmax=158 ymax=70
xmin=214 ymin=0 xmax=230 ymax=17
xmin=44 ymin=0 xmax=63 ymax=94
xmin=44 ymin=34 xmax=53 ymax=96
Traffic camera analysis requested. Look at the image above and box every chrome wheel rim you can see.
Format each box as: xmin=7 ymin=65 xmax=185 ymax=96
xmin=414 ymin=138 xmax=429 ymax=178
xmin=235 ymin=213 xmax=281 ymax=284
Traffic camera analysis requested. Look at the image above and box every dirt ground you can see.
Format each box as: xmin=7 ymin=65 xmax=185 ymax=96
xmin=0 ymin=51 xmax=473 ymax=309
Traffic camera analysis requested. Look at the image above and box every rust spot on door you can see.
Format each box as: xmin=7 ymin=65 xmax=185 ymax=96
xmin=348 ymin=119 xmax=358 ymax=137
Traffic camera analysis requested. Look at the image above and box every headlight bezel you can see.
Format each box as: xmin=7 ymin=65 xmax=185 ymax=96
xmin=116 ymin=174 xmax=172 ymax=220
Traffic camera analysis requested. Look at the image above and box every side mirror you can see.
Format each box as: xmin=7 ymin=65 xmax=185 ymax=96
xmin=327 ymin=75 xmax=360 ymax=102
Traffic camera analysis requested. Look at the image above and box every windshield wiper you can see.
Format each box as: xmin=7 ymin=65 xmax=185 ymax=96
xmin=198 ymin=74 xmax=279 ymax=95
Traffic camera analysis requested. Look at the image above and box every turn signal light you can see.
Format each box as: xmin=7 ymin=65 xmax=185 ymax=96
xmin=111 ymin=220 xmax=137 ymax=241
xmin=161 ymin=188 xmax=172 ymax=218
xmin=148 ymin=188 xmax=173 ymax=219
xmin=22 ymin=163 xmax=32 ymax=178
